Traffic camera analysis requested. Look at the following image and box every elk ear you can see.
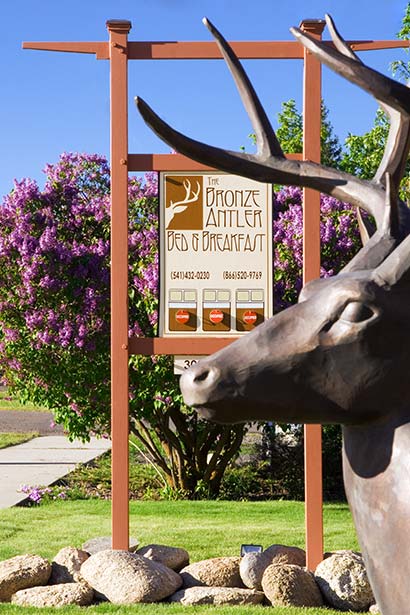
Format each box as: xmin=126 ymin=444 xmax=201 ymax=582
xmin=373 ymin=232 xmax=410 ymax=287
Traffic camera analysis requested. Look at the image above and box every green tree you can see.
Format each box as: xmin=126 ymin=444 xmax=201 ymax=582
xmin=340 ymin=109 xmax=410 ymax=204
xmin=275 ymin=99 xmax=342 ymax=167
xmin=340 ymin=107 xmax=389 ymax=179
xmin=275 ymin=99 xmax=303 ymax=156
xmin=391 ymin=2 xmax=410 ymax=83
xmin=340 ymin=3 xmax=410 ymax=201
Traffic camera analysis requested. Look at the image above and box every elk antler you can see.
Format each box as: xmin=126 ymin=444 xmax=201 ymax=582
xmin=289 ymin=14 xmax=410 ymax=270
xmin=135 ymin=16 xmax=410 ymax=268
xmin=292 ymin=15 xmax=410 ymax=197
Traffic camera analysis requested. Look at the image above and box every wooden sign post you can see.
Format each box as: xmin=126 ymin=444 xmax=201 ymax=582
xmin=23 ymin=19 xmax=408 ymax=569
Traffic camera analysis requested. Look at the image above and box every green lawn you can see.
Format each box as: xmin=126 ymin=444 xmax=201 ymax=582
xmin=0 ymin=500 xmax=357 ymax=614
xmin=0 ymin=605 xmax=344 ymax=615
xmin=0 ymin=389 xmax=49 ymax=412
xmin=0 ymin=432 xmax=38 ymax=449
xmin=0 ymin=500 xmax=359 ymax=562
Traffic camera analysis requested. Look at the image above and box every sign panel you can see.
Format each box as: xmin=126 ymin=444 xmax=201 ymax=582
xmin=173 ymin=355 xmax=204 ymax=375
xmin=160 ymin=172 xmax=272 ymax=337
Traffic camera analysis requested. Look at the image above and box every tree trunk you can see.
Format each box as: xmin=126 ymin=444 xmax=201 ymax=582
xmin=130 ymin=406 xmax=247 ymax=498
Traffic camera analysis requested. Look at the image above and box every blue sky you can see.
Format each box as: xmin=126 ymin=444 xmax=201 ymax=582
xmin=1 ymin=0 xmax=408 ymax=197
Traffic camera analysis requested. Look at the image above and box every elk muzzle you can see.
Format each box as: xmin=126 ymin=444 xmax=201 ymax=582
xmin=180 ymin=361 xmax=220 ymax=402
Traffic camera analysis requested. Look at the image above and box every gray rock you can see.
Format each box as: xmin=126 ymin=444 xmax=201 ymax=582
xmin=180 ymin=557 xmax=242 ymax=588
xmin=50 ymin=547 xmax=89 ymax=584
xmin=324 ymin=549 xmax=362 ymax=559
xmin=264 ymin=544 xmax=306 ymax=567
xmin=315 ymin=551 xmax=374 ymax=611
xmin=169 ymin=586 xmax=264 ymax=605
xmin=80 ymin=549 xmax=182 ymax=604
xmin=11 ymin=582 xmax=94 ymax=607
xmin=82 ymin=536 xmax=139 ymax=555
xmin=240 ymin=544 xmax=306 ymax=590
xmin=240 ymin=551 xmax=271 ymax=590
xmin=137 ymin=544 xmax=189 ymax=571
xmin=0 ymin=554 xmax=51 ymax=602
xmin=315 ymin=551 xmax=374 ymax=612
xmin=262 ymin=564 xmax=324 ymax=607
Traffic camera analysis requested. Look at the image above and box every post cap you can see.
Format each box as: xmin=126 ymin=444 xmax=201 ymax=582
xmin=106 ymin=19 xmax=132 ymax=33
xmin=299 ymin=19 xmax=326 ymax=35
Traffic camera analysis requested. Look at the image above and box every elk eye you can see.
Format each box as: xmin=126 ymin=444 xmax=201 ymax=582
xmin=340 ymin=301 xmax=374 ymax=323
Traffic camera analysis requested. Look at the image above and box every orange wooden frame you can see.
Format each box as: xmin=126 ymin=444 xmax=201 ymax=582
xmin=23 ymin=20 xmax=409 ymax=570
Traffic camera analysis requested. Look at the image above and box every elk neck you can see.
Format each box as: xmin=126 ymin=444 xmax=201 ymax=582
xmin=342 ymin=414 xmax=410 ymax=615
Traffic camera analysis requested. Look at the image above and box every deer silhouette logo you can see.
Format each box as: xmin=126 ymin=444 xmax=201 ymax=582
xmin=136 ymin=15 xmax=410 ymax=614
xmin=165 ymin=176 xmax=202 ymax=230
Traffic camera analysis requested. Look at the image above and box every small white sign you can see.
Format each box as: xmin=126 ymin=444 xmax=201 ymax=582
xmin=160 ymin=172 xmax=272 ymax=338
xmin=173 ymin=355 xmax=204 ymax=375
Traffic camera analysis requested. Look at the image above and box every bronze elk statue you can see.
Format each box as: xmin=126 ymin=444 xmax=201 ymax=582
xmin=136 ymin=15 xmax=410 ymax=614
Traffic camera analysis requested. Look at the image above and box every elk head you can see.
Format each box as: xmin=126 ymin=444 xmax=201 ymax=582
xmin=135 ymin=15 xmax=410 ymax=429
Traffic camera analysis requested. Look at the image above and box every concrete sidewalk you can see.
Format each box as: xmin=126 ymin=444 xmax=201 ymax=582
xmin=0 ymin=435 xmax=111 ymax=508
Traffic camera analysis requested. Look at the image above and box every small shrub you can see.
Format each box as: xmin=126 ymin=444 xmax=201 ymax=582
xmin=18 ymin=483 xmax=87 ymax=505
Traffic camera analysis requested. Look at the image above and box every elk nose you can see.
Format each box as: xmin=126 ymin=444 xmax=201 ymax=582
xmin=192 ymin=367 xmax=211 ymax=383
xmin=180 ymin=363 xmax=221 ymax=406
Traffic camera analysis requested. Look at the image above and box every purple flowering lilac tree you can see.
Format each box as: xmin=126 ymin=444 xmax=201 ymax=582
xmin=0 ymin=153 xmax=244 ymax=498
xmin=0 ymin=153 xmax=362 ymax=498
xmin=273 ymin=185 xmax=362 ymax=311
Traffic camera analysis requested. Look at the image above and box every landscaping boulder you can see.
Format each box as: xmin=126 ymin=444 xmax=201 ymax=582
xmin=264 ymin=544 xmax=306 ymax=567
xmin=240 ymin=551 xmax=272 ymax=590
xmin=82 ymin=536 xmax=139 ymax=555
xmin=240 ymin=544 xmax=306 ymax=590
xmin=80 ymin=549 xmax=182 ymax=604
xmin=180 ymin=557 xmax=242 ymax=588
xmin=169 ymin=586 xmax=264 ymax=605
xmin=50 ymin=547 xmax=89 ymax=584
xmin=262 ymin=563 xmax=324 ymax=607
xmin=315 ymin=551 xmax=374 ymax=611
xmin=0 ymin=554 xmax=51 ymax=602
xmin=11 ymin=582 xmax=94 ymax=607
xmin=137 ymin=544 xmax=189 ymax=571
xmin=324 ymin=549 xmax=362 ymax=559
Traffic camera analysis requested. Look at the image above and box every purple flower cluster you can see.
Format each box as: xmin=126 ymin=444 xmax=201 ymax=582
xmin=0 ymin=154 xmax=111 ymax=352
xmin=19 ymin=484 xmax=68 ymax=504
xmin=0 ymin=153 xmax=159 ymax=440
xmin=154 ymin=394 xmax=173 ymax=406
xmin=273 ymin=186 xmax=362 ymax=310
